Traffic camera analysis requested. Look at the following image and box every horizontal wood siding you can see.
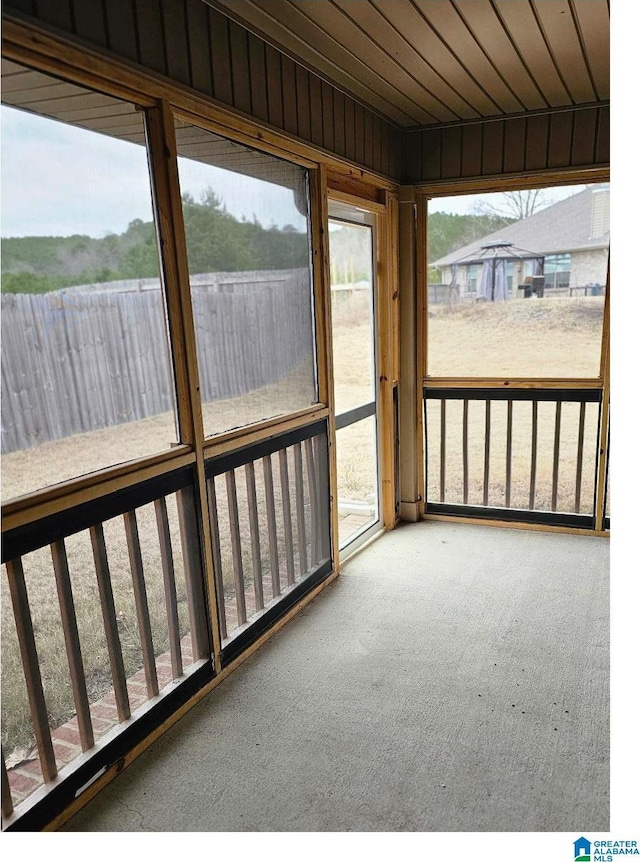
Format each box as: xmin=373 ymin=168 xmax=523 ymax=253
xmin=4 ymin=0 xmax=402 ymax=178
xmin=404 ymin=105 xmax=609 ymax=182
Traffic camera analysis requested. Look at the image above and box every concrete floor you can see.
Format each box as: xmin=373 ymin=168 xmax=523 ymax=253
xmin=64 ymin=521 xmax=609 ymax=832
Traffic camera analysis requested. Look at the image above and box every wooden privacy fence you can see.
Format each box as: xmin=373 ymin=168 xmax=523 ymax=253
xmin=1 ymin=269 xmax=313 ymax=453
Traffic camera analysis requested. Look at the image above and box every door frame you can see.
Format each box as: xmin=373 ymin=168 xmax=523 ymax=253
xmin=327 ymin=195 xmax=389 ymax=559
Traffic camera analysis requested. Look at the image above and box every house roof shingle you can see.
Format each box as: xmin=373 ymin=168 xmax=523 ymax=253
xmin=431 ymin=186 xmax=610 ymax=268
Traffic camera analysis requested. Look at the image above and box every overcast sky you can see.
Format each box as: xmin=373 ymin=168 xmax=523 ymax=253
xmin=1 ymin=104 xmax=592 ymax=241
xmin=428 ymin=184 xmax=586 ymax=217
xmin=0 ymin=105 xmax=307 ymax=237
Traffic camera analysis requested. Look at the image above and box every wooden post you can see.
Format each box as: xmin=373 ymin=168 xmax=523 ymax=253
xmin=595 ymin=261 xmax=610 ymax=531
xmin=398 ymin=186 xmax=421 ymax=521
xmin=310 ymin=165 xmax=340 ymax=569
xmin=378 ymin=191 xmax=399 ymax=528
xmin=145 ymin=103 xmax=222 ymax=670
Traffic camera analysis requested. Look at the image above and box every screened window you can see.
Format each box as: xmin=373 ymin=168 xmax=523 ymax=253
xmin=1 ymin=63 xmax=177 ymax=501
xmin=426 ymin=184 xmax=609 ymax=378
xmin=174 ymin=119 xmax=318 ymax=437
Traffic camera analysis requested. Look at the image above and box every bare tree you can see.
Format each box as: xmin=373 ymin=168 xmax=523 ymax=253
xmin=472 ymin=189 xmax=552 ymax=225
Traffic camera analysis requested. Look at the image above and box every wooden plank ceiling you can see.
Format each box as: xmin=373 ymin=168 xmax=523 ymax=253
xmin=207 ymin=0 xmax=610 ymax=128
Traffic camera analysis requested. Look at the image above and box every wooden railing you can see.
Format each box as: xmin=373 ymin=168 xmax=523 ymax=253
xmin=205 ymin=419 xmax=332 ymax=664
xmin=423 ymin=386 xmax=605 ymax=528
xmin=1 ymin=417 xmax=334 ymax=829
xmin=1 ymin=465 xmax=212 ymax=825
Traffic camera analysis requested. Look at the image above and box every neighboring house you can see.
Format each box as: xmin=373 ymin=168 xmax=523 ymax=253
xmin=431 ymin=185 xmax=610 ymax=299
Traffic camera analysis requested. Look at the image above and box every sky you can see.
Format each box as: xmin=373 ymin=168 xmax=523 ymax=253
xmin=427 ymin=183 xmax=588 ymax=217
xmin=0 ymin=105 xmax=307 ymax=238
xmin=1 ymin=103 xmax=592 ymax=241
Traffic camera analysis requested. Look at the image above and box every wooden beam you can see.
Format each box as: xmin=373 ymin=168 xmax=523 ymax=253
xmin=416 ymin=167 xmax=609 ymax=197
xmin=423 ymin=378 xmax=603 ymax=389
xmin=594 ymin=261 xmax=610 ymax=532
xmin=147 ymin=100 xmax=221 ymax=671
xmin=423 ymin=513 xmax=609 ymax=537
xmin=398 ymin=186 xmax=421 ymax=521
xmin=2 ymin=449 xmax=195 ymax=532
xmin=310 ymin=165 xmax=340 ymax=570
xmin=376 ymin=191 xmax=399 ymax=528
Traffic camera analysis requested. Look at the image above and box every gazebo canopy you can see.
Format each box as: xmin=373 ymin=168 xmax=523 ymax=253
xmin=450 ymin=240 xmax=544 ymax=267
xmin=447 ymin=241 xmax=546 ymax=302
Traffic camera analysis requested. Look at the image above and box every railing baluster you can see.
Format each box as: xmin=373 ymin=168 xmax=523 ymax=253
xmin=1 ymin=749 xmax=14 ymax=819
xmin=293 ymin=442 xmax=308 ymax=575
xmin=462 ymin=399 xmax=469 ymax=505
xmin=90 ymin=524 xmax=130 ymax=721
xmin=552 ymin=401 xmax=562 ymax=511
xmin=262 ymin=455 xmax=281 ymax=599
xmin=176 ymin=486 xmax=210 ymax=660
xmin=304 ymin=438 xmax=319 ymax=568
xmin=529 ymin=401 xmax=538 ymax=510
xmin=245 ymin=461 xmax=264 ymax=611
xmin=313 ymin=434 xmax=331 ymax=561
xmin=207 ymin=477 xmax=228 ymax=640
xmin=123 ymin=510 xmax=159 ymax=698
xmin=505 ymin=400 xmax=513 ymax=508
xmin=154 ymin=498 xmax=183 ymax=679
xmin=440 ymin=400 xmax=446 ymax=503
xmin=5 ymin=558 xmax=57 ymax=782
xmin=483 ymin=400 xmax=491 ymax=506
xmin=225 ymin=470 xmax=247 ymax=626
xmin=279 ymin=448 xmax=295 ymax=586
xmin=50 ymin=539 xmax=94 ymax=751
xmin=575 ymin=401 xmax=586 ymax=513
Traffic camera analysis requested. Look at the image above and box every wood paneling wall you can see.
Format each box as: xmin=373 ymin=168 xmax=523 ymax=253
xmin=2 ymin=0 xmax=402 ymax=179
xmin=403 ymin=106 xmax=609 ymax=184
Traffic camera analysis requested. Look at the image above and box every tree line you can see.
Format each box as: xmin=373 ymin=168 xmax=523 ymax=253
xmin=2 ymin=190 xmax=512 ymax=294
xmin=1 ymin=190 xmax=309 ymax=294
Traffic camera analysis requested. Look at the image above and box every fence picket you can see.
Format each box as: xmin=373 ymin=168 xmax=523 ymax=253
xmin=2 ymin=270 xmax=312 ymax=453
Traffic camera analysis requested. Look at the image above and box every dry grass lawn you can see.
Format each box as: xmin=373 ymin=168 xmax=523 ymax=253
xmin=1 ymin=295 xmax=605 ymax=759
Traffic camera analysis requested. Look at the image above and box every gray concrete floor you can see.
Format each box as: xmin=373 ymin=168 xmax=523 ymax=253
xmin=64 ymin=521 xmax=609 ymax=832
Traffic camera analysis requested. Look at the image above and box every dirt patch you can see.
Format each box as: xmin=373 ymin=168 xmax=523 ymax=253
xmin=428 ymin=297 xmax=604 ymax=377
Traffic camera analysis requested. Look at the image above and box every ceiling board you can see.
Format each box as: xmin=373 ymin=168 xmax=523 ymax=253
xmin=452 ymin=0 xmax=547 ymax=111
xmin=570 ymin=0 xmax=609 ymax=101
xmin=370 ymin=0 xmax=496 ymax=116
xmin=412 ymin=0 xmax=525 ymax=114
xmin=319 ymin=0 xmax=459 ymax=123
xmin=208 ymin=0 xmax=609 ymax=128
xmin=222 ymin=0 xmax=420 ymax=125
xmin=530 ymin=0 xmax=597 ymax=103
